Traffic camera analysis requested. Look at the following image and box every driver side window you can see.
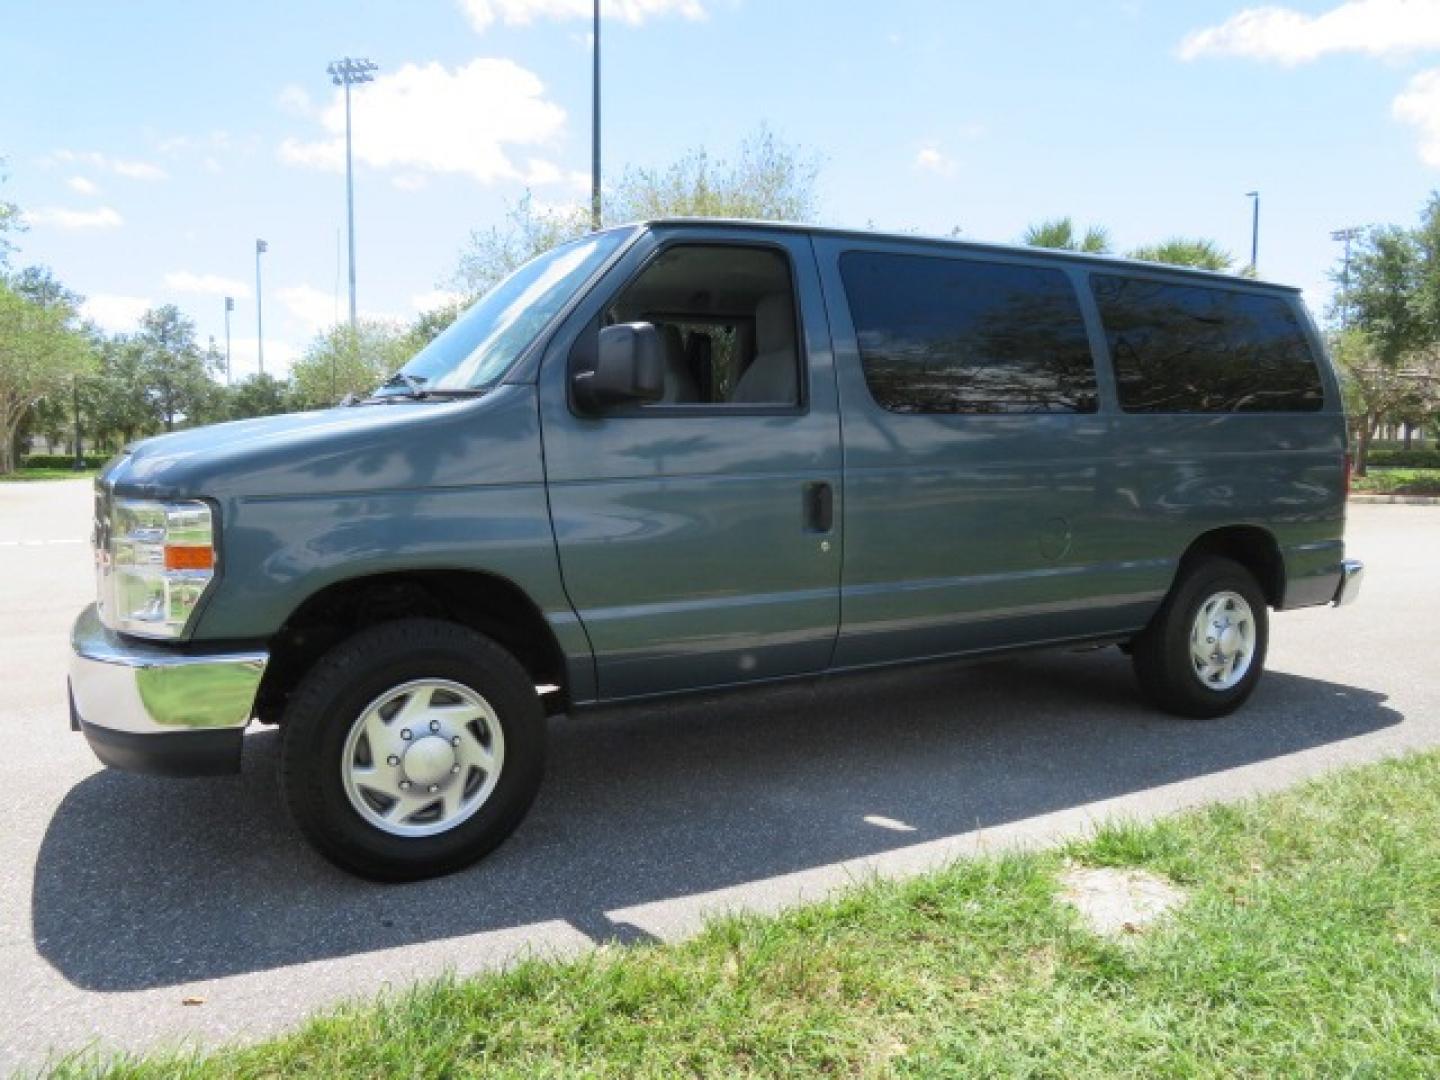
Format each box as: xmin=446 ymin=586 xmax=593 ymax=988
xmin=604 ymin=245 xmax=802 ymax=407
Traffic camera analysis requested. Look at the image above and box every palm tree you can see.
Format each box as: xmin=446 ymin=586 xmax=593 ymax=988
xmin=1128 ymin=238 xmax=1234 ymax=272
xmin=1022 ymin=217 xmax=1112 ymax=254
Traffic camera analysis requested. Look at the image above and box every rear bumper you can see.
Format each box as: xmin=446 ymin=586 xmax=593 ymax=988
xmin=1333 ymin=558 xmax=1364 ymax=607
xmin=68 ymin=604 xmax=267 ymax=777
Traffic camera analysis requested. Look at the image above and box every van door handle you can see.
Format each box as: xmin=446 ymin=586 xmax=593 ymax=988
xmin=804 ymin=481 xmax=833 ymax=533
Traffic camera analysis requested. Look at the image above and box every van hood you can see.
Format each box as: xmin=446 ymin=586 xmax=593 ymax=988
xmin=102 ymin=385 xmax=540 ymax=500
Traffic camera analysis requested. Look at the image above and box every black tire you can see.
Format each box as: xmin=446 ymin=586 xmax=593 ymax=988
xmin=1131 ymin=556 xmax=1269 ymax=719
xmin=281 ymin=618 xmax=545 ymax=881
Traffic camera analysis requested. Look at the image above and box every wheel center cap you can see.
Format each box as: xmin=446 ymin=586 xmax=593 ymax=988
xmin=1217 ymin=624 xmax=1240 ymax=656
xmin=402 ymin=736 xmax=456 ymax=786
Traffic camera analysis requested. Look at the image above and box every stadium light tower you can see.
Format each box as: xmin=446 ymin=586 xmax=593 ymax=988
xmin=1331 ymin=226 xmax=1364 ymax=328
xmin=327 ymin=56 xmax=378 ymax=329
xmin=592 ymin=1 xmax=602 ymax=229
xmin=255 ymin=239 xmax=268 ymax=375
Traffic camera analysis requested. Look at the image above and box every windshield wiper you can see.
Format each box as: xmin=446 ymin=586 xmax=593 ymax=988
xmin=381 ymin=371 xmax=431 ymax=399
xmin=356 ymin=372 xmax=490 ymax=404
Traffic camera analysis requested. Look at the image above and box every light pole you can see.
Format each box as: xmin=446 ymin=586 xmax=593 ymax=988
xmin=223 ymin=296 xmax=234 ymax=384
xmin=1246 ymin=191 xmax=1260 ymax=274
xmin=591 ymin=0 xmax=602 ymax=229
xmin=1331 ymin=226 xmax=1364 ymax=329
xmin=255 ymin=239 xmax=268 ymax=375
xmin=327 ymin=57 xmax=378 ymax=329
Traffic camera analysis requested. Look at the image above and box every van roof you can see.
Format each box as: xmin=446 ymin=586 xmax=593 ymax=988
xmin=631 ymin=218 xmax=1302 ymax=293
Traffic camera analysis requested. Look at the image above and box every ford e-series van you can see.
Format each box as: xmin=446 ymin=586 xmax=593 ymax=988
xmin=69 ymin=220 xmax=1363 ymax=880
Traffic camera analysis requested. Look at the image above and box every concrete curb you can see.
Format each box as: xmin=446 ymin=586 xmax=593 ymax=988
xmin=1350 ymin=494 xmax=1440 ymax=505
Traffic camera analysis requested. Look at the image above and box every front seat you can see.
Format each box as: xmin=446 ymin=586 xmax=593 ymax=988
xmin=732 ymin=295 xmax=798 ymax=404
xmin=659 ymin=324 xmax=699 ymax=403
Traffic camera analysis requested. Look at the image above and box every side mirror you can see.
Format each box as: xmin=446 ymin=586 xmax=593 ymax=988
xmin=572 ymin=322 xmax=664 ymax=412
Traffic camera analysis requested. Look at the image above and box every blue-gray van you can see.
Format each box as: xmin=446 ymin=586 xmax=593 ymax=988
xmin=68 ymin=220 xmax=1364 ymax=879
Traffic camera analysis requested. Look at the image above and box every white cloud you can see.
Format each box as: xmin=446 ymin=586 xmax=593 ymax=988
xmin=82 ymin=294 xmax=151 ymax=332
xmin=165 ymin=271 xmax=251 ymax=299
xmin=51 ymin=149 xmax=167 ymax=180
xmin=227 ymin=337 xmax=302 ymax=379
xmin=914 ymin=145 xmax=958 ymax=177
xmin=412 ymin=289 xmax=466 ymax=312
xmin=1395 ymin=67 xmax=1440 ymax=166
xmin=277 ymin=284 xmax=341 ymax=336
xmin=458 ymin=0 xmax=704 ymax=33
xmin=1179 ymin=0 xmax=1440 ymax=65
xmin=65 ymin=176 xmax=99 ymax=195
xmin=25 ymin=205 xmax=124 ymax=230
xmin=392 ymin=173 xmax=430 ymax=191
xmin=276 ymin=84 xmax=314 ymax=116
xmin=279 ymin=58 xmax=569 ymax=185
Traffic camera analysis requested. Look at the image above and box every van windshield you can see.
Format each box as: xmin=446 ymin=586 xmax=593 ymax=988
xmin=379 ymin=228 xmax=632 ymax=395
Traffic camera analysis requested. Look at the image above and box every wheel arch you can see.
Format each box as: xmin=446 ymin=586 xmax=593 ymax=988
xmin=1176 ymin=525 xmax=1285 ymax=609
xmin=254 ymin=569 xmax=572 ymax=724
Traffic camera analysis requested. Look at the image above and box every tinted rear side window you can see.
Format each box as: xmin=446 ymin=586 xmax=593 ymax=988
xmin=1091 ymin=275 xmax=1324 ymax=413
xmin=840 ymin=251 xmax=1098 ymax=414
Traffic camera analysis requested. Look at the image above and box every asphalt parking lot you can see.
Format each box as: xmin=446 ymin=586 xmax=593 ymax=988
xmin=1 ymin=480 xmax=1435 ymax=1071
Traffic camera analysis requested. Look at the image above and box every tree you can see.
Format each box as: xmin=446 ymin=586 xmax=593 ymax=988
xmin=290 ymin=320 xmax=414 ymax=409
xmin=0 ymin=279 xmax=93 ymax=472
xmin=1330 ymin=329 xmax=1440 ymax=473
xmin=0 ymin=159 xmax=23 ymax=270
xmin=225 ymin=373 xmax=292 ymax=420
xmin=133 ymin=305 xmax=217 ymax=431
xmin=1022 ymin=217 xmax=1111 ymax=253
xmin=1127 ymin=238 xmax=1234 ymax=272
xmin=1344 ymin=226 xmax=1424 ymax=365
xmin=452 ymin=127 xmax=821 ymax=299
xmin=607 ymin=125 xmax=821 ymax=224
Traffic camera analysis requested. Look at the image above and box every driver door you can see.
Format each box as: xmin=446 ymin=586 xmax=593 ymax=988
xmin=538 ymin=227 xmax=843 ymax=699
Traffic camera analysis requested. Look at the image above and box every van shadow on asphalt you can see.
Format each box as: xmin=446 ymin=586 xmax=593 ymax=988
xmin=33 ymin=648 xmax=1400 ymax=992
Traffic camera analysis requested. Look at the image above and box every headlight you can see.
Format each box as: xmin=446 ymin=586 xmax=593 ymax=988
xmin=96 ymin=498 xmax=216 ymax=639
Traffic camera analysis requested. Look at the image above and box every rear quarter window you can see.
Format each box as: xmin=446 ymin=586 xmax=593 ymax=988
xmin=840 ymin=251 xmax=1098 ymax=414
xmin=1091 ymin=275 xmax=1324 ymax=413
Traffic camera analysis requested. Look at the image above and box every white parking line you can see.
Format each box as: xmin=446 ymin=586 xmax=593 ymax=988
xmin=0 ymin=539 xmax=85 ymax=547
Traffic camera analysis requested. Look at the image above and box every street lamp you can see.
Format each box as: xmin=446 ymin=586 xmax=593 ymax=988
xmin=1331 ymin=226 xmax=1364 ymax=329
xmin=255 ymin=239 xmax=268 ymax=375
xmin=591 ymin=0 xmax=602 ymax=230
xmin=223 ymin=296 xmax=234 ymax=384
xmin=1246 ymin=191 xmax=1260 ymax=274
xmin=327 ymin=57 xmax=378 ymax=329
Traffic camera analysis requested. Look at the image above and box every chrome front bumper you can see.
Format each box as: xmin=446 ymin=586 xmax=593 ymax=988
xmin=68 ymin=604 xmax=268 ymax=776
xmin=1333 ymin=558 xmax=1365 ymax=607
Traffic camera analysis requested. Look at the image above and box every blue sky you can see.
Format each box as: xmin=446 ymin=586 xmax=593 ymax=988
xmin=3 ymin=0 xmax=1440 ymax=378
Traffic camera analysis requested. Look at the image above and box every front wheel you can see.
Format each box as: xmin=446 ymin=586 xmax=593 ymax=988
xmin=1131 ymin=556 xmax=1269 ymax=719
xmin=281 ymin=619 xmax=545 ymax=881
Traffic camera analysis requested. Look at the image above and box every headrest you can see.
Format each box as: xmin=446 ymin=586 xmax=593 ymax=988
xmin=755 ymin=294 xmax=795 ymax=354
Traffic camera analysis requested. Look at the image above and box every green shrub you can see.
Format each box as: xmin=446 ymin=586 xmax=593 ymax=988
xmin=1366 ymin=448 xmax=1440 ymax=469
xmin=20 ymin=453 xmax=111 ymax=470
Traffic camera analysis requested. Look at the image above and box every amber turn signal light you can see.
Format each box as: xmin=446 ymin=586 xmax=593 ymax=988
xmin=164 ymin=545 xmax=215 ymax=571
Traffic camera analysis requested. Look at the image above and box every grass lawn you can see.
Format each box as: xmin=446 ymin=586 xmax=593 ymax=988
xmin=57 ymin=751 xmax=1440 ymax=1078
xmin=0 ymin=467 xmax=98 ymax=482
xmin=1353 ymin=467 xmax=1440 ymax=497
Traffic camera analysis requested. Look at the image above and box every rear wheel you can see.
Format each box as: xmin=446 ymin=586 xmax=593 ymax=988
xmin=281 ymin=618 xmax=545 ymax=881
xmin=1131 ymin=556 xmax=1269 ymax=718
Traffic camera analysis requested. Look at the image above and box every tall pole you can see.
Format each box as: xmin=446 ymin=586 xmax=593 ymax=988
xmin=343 ymin=77 xmax=357 ymax=328
xmin=223 ymin=296 xmax=233 ymax=384
xmin=328 ymin=58 xmax=378 ymax=329
xmin=255 ymin=239 xmax=267 ymax=376
xmin=1246 ymin=191 xmax=1260 ymax=274
xmin=591 ymin=0 xmax=602 ymax=230
xmin=1331 ymin=226 xmax=1363 ymax=329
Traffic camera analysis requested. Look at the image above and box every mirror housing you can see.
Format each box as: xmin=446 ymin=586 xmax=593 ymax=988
xmin=572 ymin=322 xmax=664 ymax=411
